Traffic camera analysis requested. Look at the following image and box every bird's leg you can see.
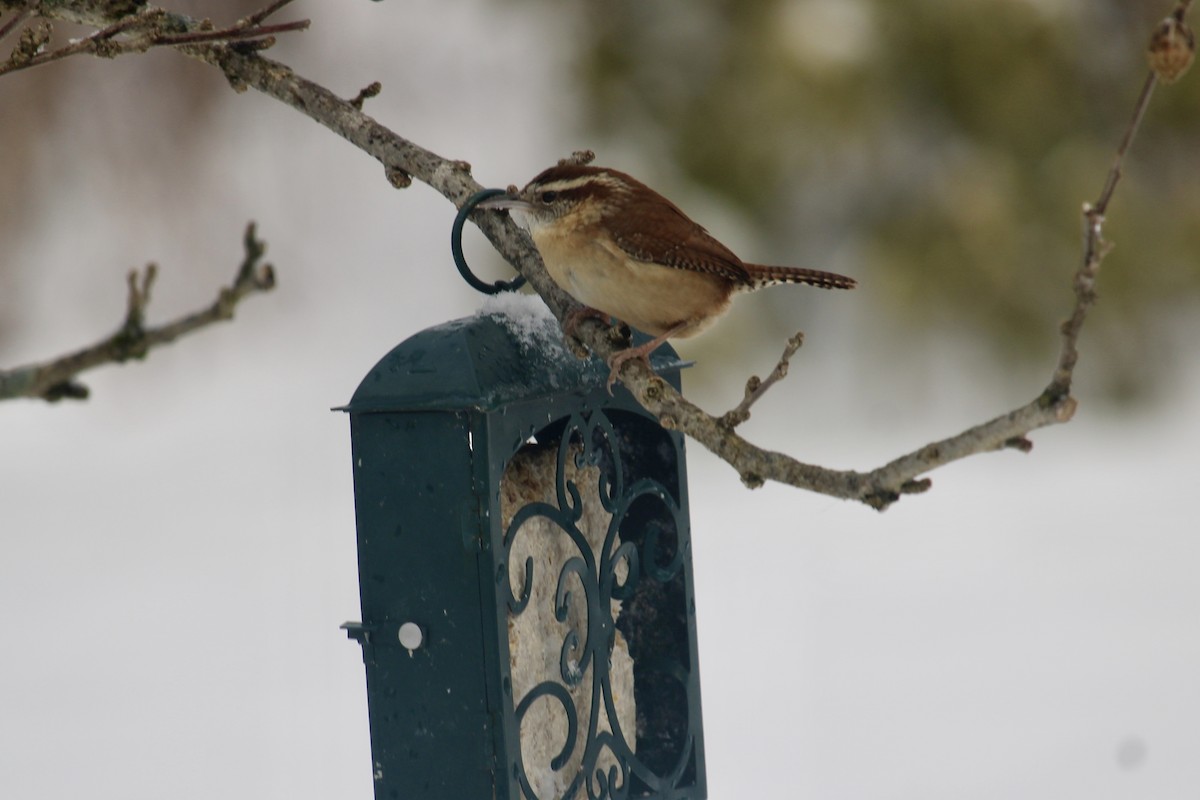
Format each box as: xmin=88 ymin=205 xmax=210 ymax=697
xmin=562 ymin=305 xmax=613 ymax=339
xmin=559 ymin=306 xmax=620 ymax=358
xmin=561 ymin=306 xmax=683 ymax=393
xmin=605 ymin=321 xmax=689 ymax=393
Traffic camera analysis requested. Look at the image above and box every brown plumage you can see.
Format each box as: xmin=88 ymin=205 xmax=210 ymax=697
xmin=479 ymin=163 xmax=857 ymax=388
xmin=741 ymin=263 xmax=857 ymax=291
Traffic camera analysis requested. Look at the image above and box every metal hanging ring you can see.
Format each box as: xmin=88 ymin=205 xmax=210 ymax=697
xmin=452 ymin=187 xmax=528 ymax=295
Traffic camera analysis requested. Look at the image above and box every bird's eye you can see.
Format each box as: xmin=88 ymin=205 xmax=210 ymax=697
xmin=540 ymin=191 xmax=558 ymax=203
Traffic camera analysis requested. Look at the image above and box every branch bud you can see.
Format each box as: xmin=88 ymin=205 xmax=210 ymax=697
xmin=1147 ymin=10 xmax=1195 ymax=84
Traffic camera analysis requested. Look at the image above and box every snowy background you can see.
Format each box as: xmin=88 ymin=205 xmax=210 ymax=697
xmin=2 ymin=2 xmax=1198 ymax=798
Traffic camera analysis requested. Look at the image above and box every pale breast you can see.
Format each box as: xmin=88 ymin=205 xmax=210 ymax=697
xmin=532 ymin=228 xmax=734 ymax=337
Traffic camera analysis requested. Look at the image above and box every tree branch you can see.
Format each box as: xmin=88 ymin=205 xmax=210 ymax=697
xmin=719 ymin=331 xmax=803 ymax=429
xmin=7 ymin=0 xmax=1193 ymax=508
xmin=0 ymin=2 xmax=308 ymax=77
xmin=0 ymin=1 xmax=36 ymax=44
xmin=0 ymin=223 xmax=276 ymax=402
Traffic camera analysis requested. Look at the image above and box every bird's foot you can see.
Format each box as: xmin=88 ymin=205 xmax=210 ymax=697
xmin=604 ymin=336 xmax=669 ymax=394
xmin=562 ymin=306 xmax=612 ymax=340
xmin=562 ymin=306 xmax=638 ymax=361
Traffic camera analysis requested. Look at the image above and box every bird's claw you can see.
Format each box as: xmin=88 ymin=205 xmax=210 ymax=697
xmin=563 ymin=306 xmax=612 ymax=340
xmin=604 ymin=347 xmax=655 ymax=395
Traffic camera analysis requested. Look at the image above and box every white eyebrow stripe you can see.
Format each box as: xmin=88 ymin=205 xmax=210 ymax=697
xmin=532 ymin=174 xmax=627 ymax=193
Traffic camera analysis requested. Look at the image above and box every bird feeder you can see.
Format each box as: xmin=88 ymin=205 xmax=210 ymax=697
xmin=339 ymin=301 xmax=706 ymax=800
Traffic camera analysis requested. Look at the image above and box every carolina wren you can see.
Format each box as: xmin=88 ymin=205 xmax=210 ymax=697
xmin=480 ymin=164 xmax=856 ymax=387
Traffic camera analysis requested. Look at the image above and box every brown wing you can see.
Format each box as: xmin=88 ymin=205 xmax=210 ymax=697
xmin=606 ymin=191 xmax=753 ymax=284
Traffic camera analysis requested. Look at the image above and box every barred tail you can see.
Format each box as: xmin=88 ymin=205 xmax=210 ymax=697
xmin=743 ymin=263 xmax=857 ymax=291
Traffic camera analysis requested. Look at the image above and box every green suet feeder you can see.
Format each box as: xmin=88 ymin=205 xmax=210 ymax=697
xmin=339 ymin=301 xmax=706 ymax=800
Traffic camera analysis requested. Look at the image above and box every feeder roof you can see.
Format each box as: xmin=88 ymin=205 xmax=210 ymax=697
xmin=340 ymin=313 xmax=685 ymax=414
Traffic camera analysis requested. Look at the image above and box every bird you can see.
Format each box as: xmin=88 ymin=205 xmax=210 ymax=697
xmin=478 ymin=163 xmax=856 ymax=389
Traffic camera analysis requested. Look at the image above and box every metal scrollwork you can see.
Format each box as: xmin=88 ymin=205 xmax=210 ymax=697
xmin=501 ymin=409 xmax=700 ymax=800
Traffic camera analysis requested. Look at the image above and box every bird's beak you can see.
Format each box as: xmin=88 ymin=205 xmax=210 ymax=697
xmin=475 ymin=194 xmax=535 ymax=212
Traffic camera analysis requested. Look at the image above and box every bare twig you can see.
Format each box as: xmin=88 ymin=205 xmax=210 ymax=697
xmin=720 ymin=332 xmax=803 ymax=429
xmin=559 ymin=149 xmax=597 ymax=167
xmin=349 ymin=80 xmax=381 ymax=111
xmin=0 ymin=0 xmax=36 ymax=44
xmin=151 ymin=19 xmax=309 ymax=47
xmin=2 ymin=12 xmax=147 ymax=75
xmin=0 ymin=2 xmax=309 ymax=77
xmin=241 ymin=0 xmax=296 ymax=28
xmin=10 ymin=0 xmax=1191 ymax=508
xmin=1093 ymin=74 xmax=1156 ymax=221
xmin=0 ymin=224 xmax=277 ymax=402
xmin=123 ymin=262 xmax=157 ymax=337
xmin=1049 ymin=6 xmax=1191 ymax=401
